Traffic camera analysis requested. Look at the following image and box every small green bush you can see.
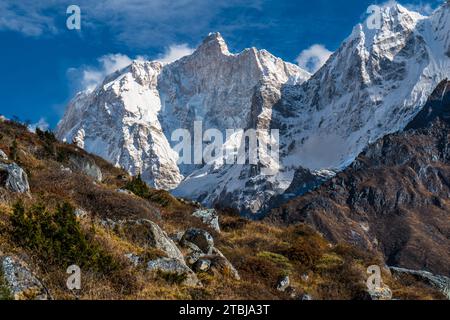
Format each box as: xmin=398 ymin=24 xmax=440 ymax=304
xmin=157 ymin=271 xmax=187 ymax=285
xmin=10 ymin=201 xmax=119 ymax=274
xmin=36 ymin=128 xmax=57 ymax=156
xmin=257 ymin=251 xmax=293 ymax=272
xmin=124 ymin=174 xmax=179 ymax=207
xmin=10 ymin=139 xmax=18 ymax=162
xmin=0 ymin=268 xmax=13 ymax=300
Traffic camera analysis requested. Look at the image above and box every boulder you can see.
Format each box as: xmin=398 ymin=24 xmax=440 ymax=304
xmin=181 ymin=228 xmax=214 ymax=254
xmin=124 ymin=253 xmax=141 ymax=267
xmin=74 ymin=208 xmax=89 ymax=219
xmin=193 ymin=259 xmax=211 ymax=272
xmin=147 ymin=258 xmax=200 ymax=286
xmin=184 ymin=242 xmax=205 ymax=266
xmin=367 ymin=286 xmax=393 ymax=300
xmin=0 ymin=150 xmax=8 ymax=160
xmin=121 ymin=219 xmax=185 ymax=262
xmin=390 ymin=267 xmax=450 ymax=299
xmin=68 ymin=154 xmax=103 ymax=182
xmin=116 ymin=188 xmax=134 ymax=196
xmin=0 ymin=256 xmax=50 ymax=300
xmin=300 ymin=294 xmax=313 ymax=301
xmin=0 ymin=162 xmax=30 ymax=193
xmin=276 ymin=275 xmax=290 ymax=292
xmin=301 ymin=273 xmax=309 ymax=282
xmin=210 ymin=247 xmax=240 ymax=281
xmin=169 ymin=231 xmax=184 ymax=243
xmin=192 ymin=209 xmax=220 ymax=232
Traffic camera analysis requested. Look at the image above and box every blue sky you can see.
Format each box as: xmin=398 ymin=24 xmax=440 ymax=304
xmin=0 ymin=0 xmax=442 ymax=129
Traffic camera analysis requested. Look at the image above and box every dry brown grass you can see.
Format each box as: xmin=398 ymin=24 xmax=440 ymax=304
xmin=0 ymin=120 xmax=445 ymax=300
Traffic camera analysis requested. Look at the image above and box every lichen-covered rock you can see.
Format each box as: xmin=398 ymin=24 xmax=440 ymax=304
xmin=68 ymin=154 xmax=103 ymax=182
xmin=0 ymin=162 xmax=30 ymax=193
xmin=210 ymin=247 xmax=240 ymax=281
xmin=181 ymin=228 xmax=214 ymax=254
xmin=193 ymin=259 xmax=211 ymax=272
xmin=192 ymin=209 xmax=220 ymax=232
xmin=74 ymin=208 xmax=89 ymax=219
xmin=0 ymin=150 xmax=8 ymax=160
xmin=147 ymin=258 xmax=200 ymax=286
xmin=390 ymin=267 xmax=450 ymax=299
xmin=184 ymin=242 xmax=204 ymax=266
xmin=116 ymin=188 xmax=134 ymax=196
xmin=0 ymin=256 xmax=50 ymax=300
xmin=300 ymin=294 xmax=313 ymax=301
xmin=367 ymin=286 xmax=393 ymax=301
xmin=120 ymin=219 xmax=185 ymax=262
xmin=276 ymin=275 xmax=290 ymax=292
xmin=124 ymin=253 xmax=141 ymax=267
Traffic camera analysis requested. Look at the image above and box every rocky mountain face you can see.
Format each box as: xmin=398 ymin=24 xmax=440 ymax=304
xmin=57 ymin=33 xmax=308 ymax=194
xmin=58 ymin=3 xmax=450 ymax=214
xmin=268 ymin=80 xmax=450 ymax=278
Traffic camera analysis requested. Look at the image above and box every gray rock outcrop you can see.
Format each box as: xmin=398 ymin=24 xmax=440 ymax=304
xmin=0 ymin=256 xmax=50 ymax=300
xmin=68 ymin=154 xmax=103 ymax=182
xmin=147 ymin=258 xmax=200 ymax=286
xmin=0 ymin=162 xmax=30 ymax=193
xmin=0 ymin=150 xmax=8 ymax=160
xmin=113 ymin=219 xmax=185 ymax=262
xmin=192 ymin=209 xmax=220 ymax=232
xmin=390 ymin=267 xmax=450 ymax=299
xmin=181 ymin=228 xmax=214 ymax=255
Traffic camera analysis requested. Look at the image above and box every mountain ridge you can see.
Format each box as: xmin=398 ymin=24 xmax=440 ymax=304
xmin=268 ymin=79 xmax=450 ymax=277
xmin=58 ymin=2 xmax=450 ymax=214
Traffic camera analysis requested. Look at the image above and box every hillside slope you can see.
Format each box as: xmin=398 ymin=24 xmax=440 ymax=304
xmin=268 ymin=80 xmax=450 ymax=278
xmin=0 ymin=118 xmax=443 ymax=300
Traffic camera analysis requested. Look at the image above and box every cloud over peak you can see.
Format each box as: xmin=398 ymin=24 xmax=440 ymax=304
xmin=68 ymin=53 xmax=133 ymax=92
xmin=296 ymin=44 xmax=333 ymax=74
xmin=157 ymin=44 xmax=195 ymax=64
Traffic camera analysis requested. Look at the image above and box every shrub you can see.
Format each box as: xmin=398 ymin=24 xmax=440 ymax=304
xmin=124 ymin=174 xmax=151 ymax=198
xmin=36 ymin=128 xmax=57 ymax=156
xmin=124 ymin=174 xmax=180 ymax=208
xmin=256 ymin=251 xmax=293 ymax=274
xmin=10 ymin=139 xmax=18 ymax=161
xmin=9 ymin=201 xmax=119 ymax=274
xmin=0 ymin=268 xmax=13 ymax=300
xmin=157 ymin=271 xmax=187 ymax=285
xmin=282 ymin=238 xmax=322 ymax=269
xmin=239 ymin=255 xmax=285 ymax=282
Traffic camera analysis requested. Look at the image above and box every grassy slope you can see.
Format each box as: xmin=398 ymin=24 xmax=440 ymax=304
xmin=0 ymin=119 xmax=444 ymax=300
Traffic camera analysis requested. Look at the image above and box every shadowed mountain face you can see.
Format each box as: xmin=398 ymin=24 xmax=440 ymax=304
xmin=268 ymin=80 xmax=450 ymax=277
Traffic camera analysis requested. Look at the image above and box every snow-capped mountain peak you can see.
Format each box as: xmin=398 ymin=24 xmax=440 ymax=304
xmin=58 ymin=3 xmax=450 ymax=214
xmin=196 ymin=32 xmax=231 ymax=56
xmin=57 ymin=33 xmax=309 ymax=192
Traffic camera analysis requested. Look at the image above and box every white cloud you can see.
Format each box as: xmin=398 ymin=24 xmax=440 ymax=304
xmin=296 ymin=44 xmax=333 ymax=74
xmin=0 ymin=0 xmax=263 ymax=48
xmin=157 ymin=44 xmax=195 ymax=64
xmin=28 ymin=118 xmax=49 ymax=132
xmin=70 ymin=53 xmax=133 ymax=91
xmin=0 ymin=1 xmax=59 ymax=37
xmin=69 ymin=46 xmax=195 ymax=92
